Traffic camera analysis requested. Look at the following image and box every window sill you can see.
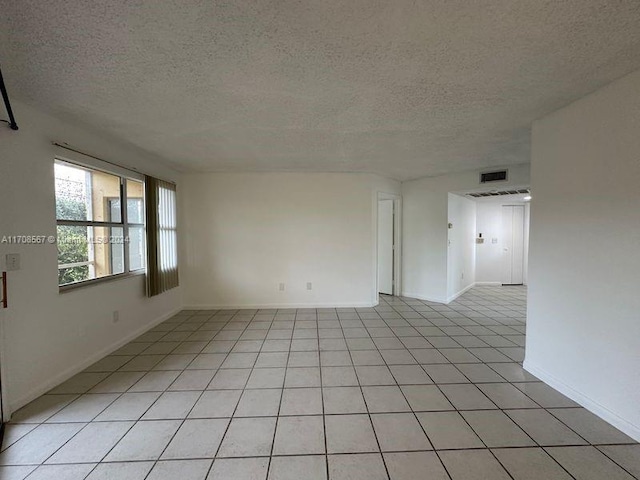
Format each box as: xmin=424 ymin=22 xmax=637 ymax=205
xmin=59 ymin=269 xmax=146 ymax=294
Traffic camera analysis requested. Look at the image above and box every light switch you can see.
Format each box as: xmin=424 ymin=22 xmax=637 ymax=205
xmin=6 ymin=253 xmax=20 ymax=271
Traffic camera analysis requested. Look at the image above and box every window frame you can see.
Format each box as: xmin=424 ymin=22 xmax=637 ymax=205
xmin=55 ymin=150 xmax=146 ymax=292
xmin=105 ymin=195 xmax=146 ymax=274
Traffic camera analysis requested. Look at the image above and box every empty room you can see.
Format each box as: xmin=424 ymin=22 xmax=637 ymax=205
xmin=0 ymin=1 xmax=639 ymax=479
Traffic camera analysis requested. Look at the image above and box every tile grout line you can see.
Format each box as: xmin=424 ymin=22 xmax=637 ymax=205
xmin=107 ymin=309 xmax=235 ymax=480
xmin=264 ymin=308 xmax=295 ymax=478
xmin=343 ymin=305 xmax=392 ymax=480
xmin=199 ymin=308 xmax=257 ymax=480
xmin=21 ymin=309 xmax=207 ymax=479
xmin=6 ymin=288 xmax=637 ymax=480
xmin=317 ymin=308 xmax=331 ymax=480
xmin=422 ymin=290 xmax=581 ymax=479
xmin=131 ymin=308 xmax=251 ymax=479
xmin=374 ymin=294 xmax=455 ymax=480
xmin=380 ymin=293 xmax=540 ymax=480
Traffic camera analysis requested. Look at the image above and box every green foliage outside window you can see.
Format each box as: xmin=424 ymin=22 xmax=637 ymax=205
xmin=56 ymin=197 xmax=90 ymax=285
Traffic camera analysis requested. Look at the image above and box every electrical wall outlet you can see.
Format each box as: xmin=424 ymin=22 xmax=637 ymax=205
xmin=113 ymin=310 xmax=120 ymax=323
xmin=278 ymin=283 xmax=285 ymax=291
xmin=306 ymin=282 xmax=312 ymax=290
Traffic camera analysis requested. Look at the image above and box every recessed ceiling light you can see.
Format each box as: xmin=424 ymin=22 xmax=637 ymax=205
xmin=523 ymin=195 xmax=532 ymax=201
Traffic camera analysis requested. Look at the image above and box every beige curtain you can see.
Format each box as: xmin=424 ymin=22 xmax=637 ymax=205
xmin=145 ymin=176 xmax=179 ymax=296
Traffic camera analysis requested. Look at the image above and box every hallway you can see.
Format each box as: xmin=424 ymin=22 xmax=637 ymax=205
xmin=1 ymin=287 xmax=638 ymax=479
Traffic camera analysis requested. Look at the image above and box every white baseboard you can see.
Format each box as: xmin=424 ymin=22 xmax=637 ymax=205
xmin=446 ymin=283 xmax=475 ymax=303
xmin=402 ymin=283 xmax=474 ymax=305
xmin=400 ymin=292 xmax=447 ymax=304
xmin=9 ymin=306 xmax=183 ymax=416
xmin=523 ymin=360 xmax=640 ymax=442
xmin=183 ymin=302 xmax=377 ymax=310
xmin=403 ymin=282 xmax=514 ymax=305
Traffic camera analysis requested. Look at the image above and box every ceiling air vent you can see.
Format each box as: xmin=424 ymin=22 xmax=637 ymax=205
xmin=466 ymin=188 xmax=530 ymax=198
xmin=480 ymin=170 xmax=508 ymax=183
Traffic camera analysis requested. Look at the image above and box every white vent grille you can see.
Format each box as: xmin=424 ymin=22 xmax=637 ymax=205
xmin=466 ymin=188 xmax=530 ymax=198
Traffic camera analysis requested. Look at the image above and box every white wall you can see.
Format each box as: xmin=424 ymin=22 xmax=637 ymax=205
xmin=475 ymin=198 xmax=530 ymax=285
xmin=180 ymin=172 xmax=400 ymax=308
xmin=447 ymin=194 xmax=476 ymax=301
xmin=525 ymin=69 xmax=640 ymax=441
xmin=0 ymin=102 xmax=182 ymax=415
xmin=401 ymin=164 xmax=530 ymax=303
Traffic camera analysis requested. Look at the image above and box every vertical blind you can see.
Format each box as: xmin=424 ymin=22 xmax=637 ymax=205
xmin=145 ymin=176 xmax=179 ymax=296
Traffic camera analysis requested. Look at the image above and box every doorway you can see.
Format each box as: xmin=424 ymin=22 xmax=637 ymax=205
xmin=377 ymin=193 xmax=401 ymax=296
xmin=501 ymin=205 xmax=525 ymax=285
xmin=378 ymin=199 xmax=394 ymax=295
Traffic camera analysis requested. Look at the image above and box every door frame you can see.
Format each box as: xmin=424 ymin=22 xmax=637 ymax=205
xmin=501 ymin=204 xmax=526 ymax=285
xmin=375 ymin=192 xmax=402 ymax=300
xmin=0 ymin=271 xmax=9 ymax=426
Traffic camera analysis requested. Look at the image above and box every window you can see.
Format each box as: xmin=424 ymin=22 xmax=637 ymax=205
xmin=55 ymin=160 xmax=145 ymax=288
xmin=145 ymin=177 xmax=179 ymax=296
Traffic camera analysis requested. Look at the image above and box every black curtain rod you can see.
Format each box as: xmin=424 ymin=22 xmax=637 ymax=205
xmin=0 ymin=66 xmax=18 ymax=130
xmin=53 ymin=142 xmax=177 ymax=185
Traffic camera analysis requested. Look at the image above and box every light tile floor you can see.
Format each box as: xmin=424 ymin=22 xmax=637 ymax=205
xmin=1 ymin=286 xmax=639 ymax=479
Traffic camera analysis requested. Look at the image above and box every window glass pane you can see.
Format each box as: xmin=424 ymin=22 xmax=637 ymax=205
xmin=55 ymin=161 xmax=122 ymax=223
xmin=55 ymin=162 xmax=89 ymax=221
xmin=127 ymin=179 xmax=144 ymax=224
xmin=108 ymin=198 xmax=122 ymax=223
xmin=57 ymin=225 xmax=90 ymax=285
xmin=127 ymin=178 xmax=145 ymax=272
xmin=159 ymin=186 xmax=178 ymax=271
xmin=109 ymin=227 xmax=125 ymax=275
xmin=129 ymin=225 xmax=146 ymax=271
xmin=57 ymin=225 xmax=127 ymax=286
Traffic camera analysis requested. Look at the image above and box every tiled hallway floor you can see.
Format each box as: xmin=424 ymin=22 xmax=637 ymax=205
xmin=1 ymin=286 xmax=638 ymax=479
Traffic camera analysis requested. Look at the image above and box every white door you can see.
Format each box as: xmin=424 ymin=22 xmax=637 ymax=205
xmin=501 ymin=205 xmax=525 ymax=285
xmin=378 ymin=199 xmax=394 ymax=295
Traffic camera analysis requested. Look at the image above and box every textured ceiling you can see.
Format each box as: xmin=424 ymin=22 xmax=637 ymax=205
xmin=1 ymin=1 xmax=640 ymax=180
